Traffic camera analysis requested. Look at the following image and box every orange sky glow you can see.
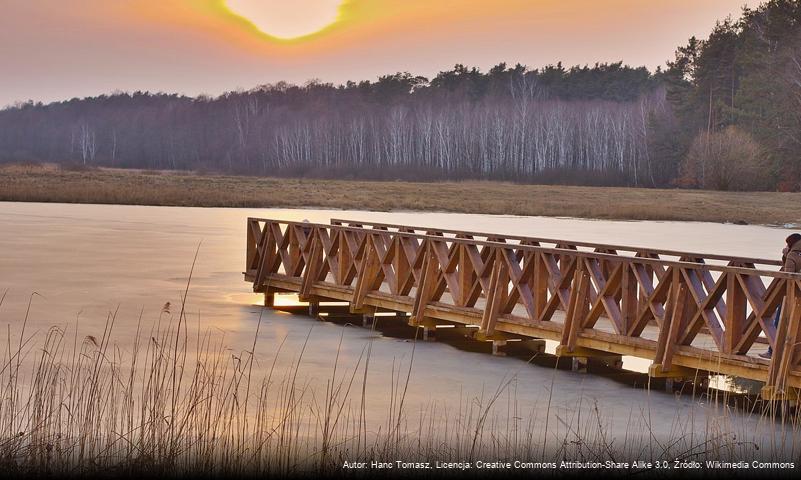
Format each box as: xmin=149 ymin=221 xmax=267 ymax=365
xmin=0 ymin=0 xmax=760 ymax=106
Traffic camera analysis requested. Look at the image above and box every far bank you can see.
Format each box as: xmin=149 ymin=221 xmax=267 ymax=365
xmin=1 ymin=163 xmax=800 ymax=226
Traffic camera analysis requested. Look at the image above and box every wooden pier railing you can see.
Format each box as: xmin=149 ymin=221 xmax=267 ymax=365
xmin=330 ymin=218 xmax=783 ymax=269
xmin=245 ymin=217 xmax=801 ymax=400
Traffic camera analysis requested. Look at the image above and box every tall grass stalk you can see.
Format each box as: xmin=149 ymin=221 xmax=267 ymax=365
xmin=0 ymin=291 xmax=799 ymax=476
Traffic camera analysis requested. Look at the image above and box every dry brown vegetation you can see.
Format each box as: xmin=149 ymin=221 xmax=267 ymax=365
xmin=680 ymin=127 xmax=771 ymax=191
xmin=2 ymin=163 xmax=801 ymax=225
xmin=1 ymin=286 xmax=799 ymax=477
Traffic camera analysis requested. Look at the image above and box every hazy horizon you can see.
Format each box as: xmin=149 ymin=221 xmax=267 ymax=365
xmin=1 ymin=0 xmax=760 ymax=107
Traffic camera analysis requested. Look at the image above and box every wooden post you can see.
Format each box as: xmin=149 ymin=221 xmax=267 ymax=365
xmin=253 ymin=224 xmax=276 ymax=292
xmin=724 ymin=273 xmax=746 ymax=354
xmin=300 ymin=233 xmax=322 ymax=302
xmin=766 ymin=282 xmax=794 ymax=391
xmin=479 ymin=255 xmax=500 ymax=333
xmin=479 ymin=252 xmax=508 ymax=337
xmin=246 ymin=218 xmax=257 ymax=272
xmin=764 ymin=282 xmax=801 ymax=399
xmin=458 ymin=244 xmax=472 ymax=307
xmin=410 ymin=241 xmax=437 ymax=327
xmin=653 ymin=281 xmax=688 ymax=375
xmin=559 ymin=267 xmax=589 ymax=354
xmin=533 ymin=251 xmax=548 ymax=319
xmin=352 ymin=236 xmax=381 ymax=311
xmin=621 ymin=262 xmax=637 ymax=334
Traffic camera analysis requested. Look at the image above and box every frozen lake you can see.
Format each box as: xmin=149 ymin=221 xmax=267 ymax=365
xmin=0 ymin=201 xmax=798 ymax=464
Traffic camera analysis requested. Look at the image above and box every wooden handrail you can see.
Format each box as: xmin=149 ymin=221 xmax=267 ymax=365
xmin=247 ymin=217 xmax=798 ymax=278
xmin=330 ymin=218 xmax=783 ymax=267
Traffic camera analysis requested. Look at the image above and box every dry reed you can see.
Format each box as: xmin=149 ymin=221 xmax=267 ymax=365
xmin=2 ymin=164 xmax=801 ymax=225
xmin=0 ymin=285 xmax=800 ymax=477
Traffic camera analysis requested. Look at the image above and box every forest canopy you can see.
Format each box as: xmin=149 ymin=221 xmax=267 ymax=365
xmin=1 ymin=0 xmax=800 ymax=191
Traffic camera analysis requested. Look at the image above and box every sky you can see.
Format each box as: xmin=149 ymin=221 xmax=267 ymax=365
xmin=0 ymin=0 xmax=761 ymax=107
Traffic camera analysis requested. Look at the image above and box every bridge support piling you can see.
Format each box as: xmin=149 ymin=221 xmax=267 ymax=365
xmin=491 ymin=340 xmax=507 ymax=356
xmin=556 ymin=345 xmax=623 ymax=373
xmin=308 ymin=300 xmax=320 ymax=317
xmin=760 ymin=385 xmax=799 ymax=401
xmin=347 ymin=305 xmax=376 ymax=327
xmin=264 ymin=292 xmax=274 ymax=308
xmin=523 ymin=339 xmax=547 ymax=355
xmin=409 ymin=316 xmax=437 ymax=341
xmin=571 ymin=357 xmax=589 ymax=373
xmin=362 ymin=313 xmax=375 ymax=328
xmin=648 ymin=364 xmax=709 ymax=392
xmin=349 ymin=304 xmax=370 ymax=315
xmin=474 ymin=331 xmax=523 ymax=357
xmin=452 ymin=325 xmax=479 ymax=337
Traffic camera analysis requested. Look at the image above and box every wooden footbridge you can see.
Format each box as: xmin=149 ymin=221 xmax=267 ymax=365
xmin=244 ymin=217 xmax=801 ymax=400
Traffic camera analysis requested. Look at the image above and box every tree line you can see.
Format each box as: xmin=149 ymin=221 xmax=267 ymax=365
xmin=1 ymin=0 xmax=800 ymax=190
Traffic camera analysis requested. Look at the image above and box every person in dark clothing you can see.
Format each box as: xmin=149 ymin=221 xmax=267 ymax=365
xmin=760 ymin=232 xmax=801 ymax=359
xmin=784 ymin=233 xmax=801 ymax=273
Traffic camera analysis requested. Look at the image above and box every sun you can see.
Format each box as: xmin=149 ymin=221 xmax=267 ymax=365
xmin=223 ymin=0 xmax=345 ymax=40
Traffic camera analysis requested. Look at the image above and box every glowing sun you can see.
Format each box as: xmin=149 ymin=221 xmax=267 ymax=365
xmin=224 ymin=0 xmax=345 ymax=40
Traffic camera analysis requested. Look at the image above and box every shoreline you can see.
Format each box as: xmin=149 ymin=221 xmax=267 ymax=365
xmin=1 ymin=199 xmax=795 ymax=231
xmin=2 ymin=163 xmax=801 ymax=226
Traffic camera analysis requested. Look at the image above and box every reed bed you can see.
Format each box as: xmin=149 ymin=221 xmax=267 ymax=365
xmin=1 ymin=287 xmax=800 ymax=478
xmin=2 ymin=163 xmax=801 ymax=225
